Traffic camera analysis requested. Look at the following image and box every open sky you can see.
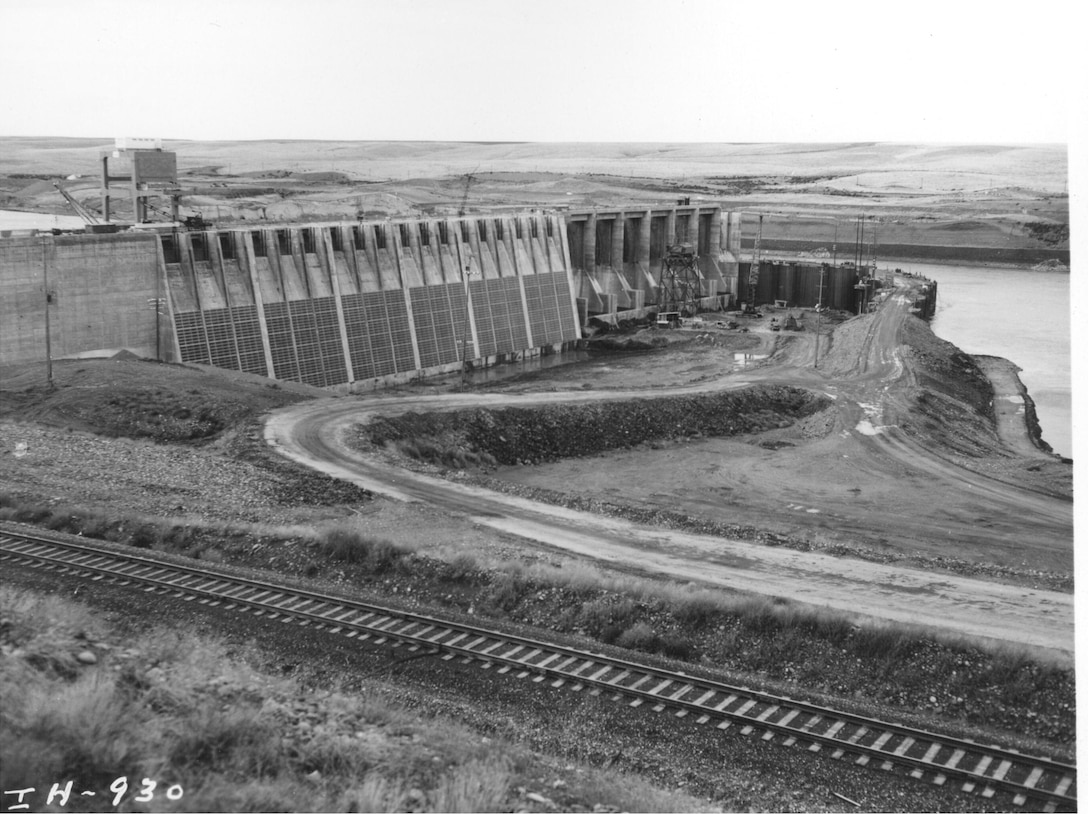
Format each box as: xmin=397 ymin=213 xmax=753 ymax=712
xmin=0 ymin=0 xmax=1082 ymax=145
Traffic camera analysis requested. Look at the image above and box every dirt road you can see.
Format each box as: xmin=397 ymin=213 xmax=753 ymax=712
xmin=266 ymin=281 xmax=1073 ymax=663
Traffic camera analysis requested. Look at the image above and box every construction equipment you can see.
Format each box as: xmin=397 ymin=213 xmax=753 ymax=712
xmin=655 ymin=311 xmax=683 ymax=329
xmin=743 ymin=214 xmax=763 ymax=314
xmin=53 ymin=182 xmax=100 ymax=225
xmin=183 ymin=214 xmax=210 ymax=230
xmin=144 ymin=197 xmax=209 ymax=230
xmin=456 ymin=168 xmax=478 ymax=217
xmin=657 ymin=243 xmax=700 ymax=315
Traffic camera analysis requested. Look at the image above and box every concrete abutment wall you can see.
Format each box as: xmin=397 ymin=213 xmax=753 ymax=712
xmin=0 ymin=232 xmax=169 ymax=365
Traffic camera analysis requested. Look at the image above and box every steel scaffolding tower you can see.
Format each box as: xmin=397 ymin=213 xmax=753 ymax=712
xmin=656 ymin=242 xmax=700 ymax=314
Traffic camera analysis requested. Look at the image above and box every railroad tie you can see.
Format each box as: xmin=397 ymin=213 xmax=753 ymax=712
xmin=535 ymin=653 xmax=564 ymax=670
xmin=733 ymin=699 xmax=757 ymax=717
xmin=990 ymin=759 xmax=1013 ymax=782
xmin=755 ymin=705 xmax=780 ymax=722
xmin=776 ymin=709 xmax=801 ymax=729
xmin=713 ymin=694 xmax=738 ymax=712
xmin=892 ymin=737 xmax=915 ymax=757
xmin=972 ymin=755 xmax=994 ymax=779
xmin=1051 ymin=773 xmax=1073 ymax=796
xmin=570 ymin=659 xmax=597 ymax=676
xmin=584 ymin=665 xmax=612 ymax=683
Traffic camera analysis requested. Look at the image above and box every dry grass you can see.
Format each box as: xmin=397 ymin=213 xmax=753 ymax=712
xmin=0 ymin=585 xmax=712 ymax=812
xmin=317 ymin=527 xmax=406 ymax=572
xmin=429 ymin=757 xmax=512 ymax=813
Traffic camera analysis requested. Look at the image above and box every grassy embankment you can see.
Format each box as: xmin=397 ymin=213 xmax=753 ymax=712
xmin=1 ymin=585 xmax=705 ymax=813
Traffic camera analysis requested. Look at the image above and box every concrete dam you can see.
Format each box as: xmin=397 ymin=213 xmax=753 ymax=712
xmin=1 ymin=205 xmax=866 ymax=388
xmin=162 ymin=214 xmax=578 ymax=388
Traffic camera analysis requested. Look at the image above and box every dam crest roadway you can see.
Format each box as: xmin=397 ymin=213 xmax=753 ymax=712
xmin=266 ymin=277 xmax=1073 ymax=665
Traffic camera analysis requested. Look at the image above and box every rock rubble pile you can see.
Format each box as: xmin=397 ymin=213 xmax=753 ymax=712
xmin=367 ymin=385 xmax=829 ymax=467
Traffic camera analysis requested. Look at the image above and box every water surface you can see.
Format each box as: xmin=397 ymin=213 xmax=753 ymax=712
xmin=888 ymin=261 xmax=1071 ymax=458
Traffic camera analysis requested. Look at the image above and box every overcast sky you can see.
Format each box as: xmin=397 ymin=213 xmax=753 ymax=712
xmin=0 ymin=0 xmax=1082 ymax=144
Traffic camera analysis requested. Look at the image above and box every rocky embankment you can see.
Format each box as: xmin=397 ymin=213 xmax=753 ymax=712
xmin=972 ymin=355 xmax=1056 ymax=457
xmin=364 ymin=385 xmax=829 ymax=467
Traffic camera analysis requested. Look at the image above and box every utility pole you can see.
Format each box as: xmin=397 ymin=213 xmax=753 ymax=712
xmin=855 ymin=216 xmax=864 ymax=270
xmin=41 ymin=237 xmax=54 ymax=387
xmin=814 ymin=263 xmax=825 ymax=369
xmin=855 ymin=215 xmax=867 ymax=315
xmin=459 ymin=261 xmax=479 ymax=391
xmin=148 ymin=296 xmax=166 ymax=361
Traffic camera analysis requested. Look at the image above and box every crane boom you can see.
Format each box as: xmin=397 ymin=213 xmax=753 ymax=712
xmin=53 ymin=182 xmax=100 ymax=225
xmin=745 ymin=214 xmax=763 ymax=313
xmin=456 ymin=167 xmax=478 ymax=218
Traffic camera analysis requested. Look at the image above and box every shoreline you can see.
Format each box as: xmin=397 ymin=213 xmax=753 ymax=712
xmin=757 ymin=249 xmax=1069 ymax=272
xmin=971 ymin=355 xmax=1063 ymax=460
xmin=744 ymin=238 xmax=1070 ymax=268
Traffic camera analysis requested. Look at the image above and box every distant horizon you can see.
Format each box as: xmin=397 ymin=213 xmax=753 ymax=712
xmin=0 ymin=136 xmax=1072 ymax=148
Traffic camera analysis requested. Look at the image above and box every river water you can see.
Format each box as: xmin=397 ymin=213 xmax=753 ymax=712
xmin=884 ymin=261 xmax=1072 ymax=459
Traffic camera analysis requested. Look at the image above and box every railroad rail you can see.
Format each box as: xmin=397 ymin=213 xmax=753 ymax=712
xmin=1 ymin=527 xmax=1075 ymax=811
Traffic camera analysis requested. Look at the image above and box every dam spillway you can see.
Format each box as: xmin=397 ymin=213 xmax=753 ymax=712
xmin=162 ymin=214 xmax=578 ymax=388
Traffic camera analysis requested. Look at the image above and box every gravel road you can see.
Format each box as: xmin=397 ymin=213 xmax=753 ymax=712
xmin=265 ymin=282 xmax=1073 ymax=664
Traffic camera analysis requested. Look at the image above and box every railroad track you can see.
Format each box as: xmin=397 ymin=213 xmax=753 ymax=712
xmin=2 ymin=527 xmax=1075 ymax=811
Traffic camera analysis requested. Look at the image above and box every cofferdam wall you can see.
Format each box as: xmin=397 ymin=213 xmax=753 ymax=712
xmin=1 ymin=213 xmax=582 ymax=389
xmin=737 ymin=260 xmax=862 ymax=311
